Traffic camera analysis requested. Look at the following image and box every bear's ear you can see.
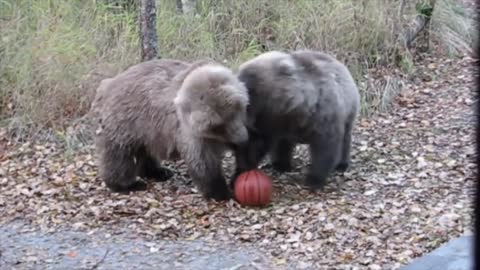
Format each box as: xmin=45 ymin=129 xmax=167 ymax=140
xmin=237 ymin=70 xmax=258 ymax=91
xmin=276 ymin=58 xmax=296 ymax=77
xmin=173 ymin=95 xmax=185 ymax=106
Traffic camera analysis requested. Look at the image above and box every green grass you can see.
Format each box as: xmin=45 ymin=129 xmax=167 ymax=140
xmin=0 ymin=0 xmax=476 ymax=143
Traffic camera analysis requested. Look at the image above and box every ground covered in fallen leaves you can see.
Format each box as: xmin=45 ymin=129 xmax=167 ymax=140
xmin=0 ymin=55 xmax=477 ymax=269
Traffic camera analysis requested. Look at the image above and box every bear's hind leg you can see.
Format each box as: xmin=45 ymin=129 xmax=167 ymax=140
xmin=306 ymin=128 xmax=343 ymax=191
xmin=335 ymin=114 xmax=355 ymax=172
xmin=136 ymin=147 xmax=174 ymax=182
xmin=271 ymin=138 xmax=294 ymax=172
xmin=98 ymin=142 xmax=146 ymax=193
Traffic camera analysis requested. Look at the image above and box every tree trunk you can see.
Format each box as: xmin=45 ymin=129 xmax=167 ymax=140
xmin=181 ymin=0 xmax=196 ymax=16
xmin=139 ymin=0 xmax=159 ymax=61
xmin=176 ymin=0 xmax=183 ymax=14
xmin=402 ymin=0 xmax=437 ymax=49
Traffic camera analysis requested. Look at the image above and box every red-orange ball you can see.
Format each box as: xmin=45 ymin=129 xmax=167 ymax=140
xmin=234 ymin=169 xmax=273 ymax=207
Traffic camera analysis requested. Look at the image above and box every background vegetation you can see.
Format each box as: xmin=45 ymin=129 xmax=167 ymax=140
xmin=0 ymin=0 xmax=476 ymax=143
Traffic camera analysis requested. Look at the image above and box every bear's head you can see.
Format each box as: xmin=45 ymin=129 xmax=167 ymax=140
xmin=236 ymin=51 xmax=315 ymax=117
xmin=174 ymin=62 xmax=249 ymax=146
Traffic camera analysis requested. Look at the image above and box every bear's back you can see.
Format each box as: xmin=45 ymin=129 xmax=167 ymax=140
xmin=92 ymin=59 xmax=190 ymax=153
xmin=96 ymin=59 xmax=188 ymax=112
xmin=291 ymin=50 xmax=360 ymax=115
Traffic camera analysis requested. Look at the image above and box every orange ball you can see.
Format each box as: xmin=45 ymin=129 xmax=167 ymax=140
xmin=234 ymin=169 xmax=273 ymax=207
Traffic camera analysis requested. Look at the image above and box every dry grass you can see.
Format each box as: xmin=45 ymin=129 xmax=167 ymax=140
xmin=0 ymin=0 xmax=476 ymax=143
xmin=430 ymin=0 xmax=478 ymax=55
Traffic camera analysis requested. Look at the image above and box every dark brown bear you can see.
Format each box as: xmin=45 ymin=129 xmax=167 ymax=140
xmin=232 ymin=50 xmax=360 ymax=191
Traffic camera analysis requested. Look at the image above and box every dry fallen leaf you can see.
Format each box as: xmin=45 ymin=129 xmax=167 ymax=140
xmin=0 ymin=56 xmax=475 ymax=270
xmin=66 ymin=251 xmax=77 ymax=258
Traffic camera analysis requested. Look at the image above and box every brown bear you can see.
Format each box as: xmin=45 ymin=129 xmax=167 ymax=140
xmin=231 ymin=50 xmax=360 ymax=191
xmin=91 ymin=58 xmax=249 ymax=201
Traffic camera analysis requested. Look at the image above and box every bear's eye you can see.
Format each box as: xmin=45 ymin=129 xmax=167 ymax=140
xmin=210 ymin=123 xmax=226 ymax=135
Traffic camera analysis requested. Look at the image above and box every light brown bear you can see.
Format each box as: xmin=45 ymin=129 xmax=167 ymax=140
xmin=232 ymin=50 xmax=360 ymax=191
xmin=91 ymin=58 xmax=249 ymax=201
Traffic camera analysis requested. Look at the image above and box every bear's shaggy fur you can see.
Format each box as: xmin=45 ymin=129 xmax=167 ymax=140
xmin=91 ymin=58 xmax=249 ymax=200
xmin=232 ymin=50 xmax=360 ymax=190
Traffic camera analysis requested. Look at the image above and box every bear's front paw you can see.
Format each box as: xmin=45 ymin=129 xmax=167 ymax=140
xmin=204 ymin=183 xmax=232 ymax=201
xmin=305 ymin=174 xmax=327 ymax=192
xmin=139 ymin=162 xmax=175 ymax=182
xmin=109 ymin=180 xmax=148 ymax=193
xmin=150 ymin=167 xmax=175 ymax=182
xmin=335 ymin=161 xmax=350 ymax=172
xmin=272 ymin=160 xmax=293 ymax=173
